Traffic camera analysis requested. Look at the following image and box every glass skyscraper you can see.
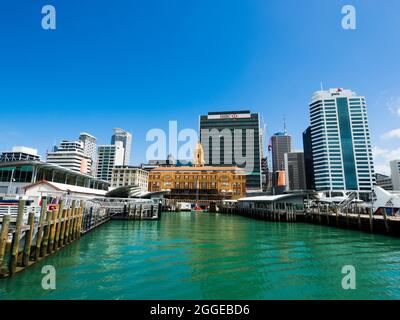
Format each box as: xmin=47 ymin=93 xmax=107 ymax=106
xmin=309 ymin=88 xmax=375 ymax=196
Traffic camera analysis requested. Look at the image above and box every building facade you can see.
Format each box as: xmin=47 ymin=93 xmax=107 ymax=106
xmin=390 ymin=160 xmax=400 ymax=190
xmin=0 ymin=160 xmax=109 ymax=195
xmin=0 ymin=146 xmax=40 ymax=162
xmin=284 ymin=151 xmax=306 ymax=191
xmin=309 ymin=88 xmax=375 ymax=196
xmin=111 ymin=128 xmax=132 ymax=166
xmin=199 ymin=110 xmax=261 ymax=191
xmin=303 ymin=126 xmax=315 ymax=190
xmin=271 ymin=132 xmax=292 ymax=174
xmin=79 ymin=132 xmax=97 ymax=176
xmin=148 ymin=142 xmax=246 ymax=205
xmin=148 ymin=166 xmax=246 ymax=205
xmin=375 ymin=173 xmax=393 ymax=191
xmin=96 ymin=142 xmax=125 ymax=182
xmin=46 ymin=140 xmax=92 ymax=175
xmin=111 ymin=166 xmax=149 ymax=193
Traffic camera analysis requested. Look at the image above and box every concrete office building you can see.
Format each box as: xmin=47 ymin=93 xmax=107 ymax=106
xmin=284 ymin=151 xmax=306 ymax=191
xmin=309 ymin=88 xmax=375 ymax=196
xmin=111 ymin=166 xmax=149 ymax=193
xmin=199 ymin=110 xmax=261 ymax=191
xmin=111 ymin=128 xmax=132 ymax=165
xmin=97 ymin=142 xmax=124 ymax=182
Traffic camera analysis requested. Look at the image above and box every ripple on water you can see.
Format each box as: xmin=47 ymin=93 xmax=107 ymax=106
xmin=1 ymin=213 xmax=400 ymax=299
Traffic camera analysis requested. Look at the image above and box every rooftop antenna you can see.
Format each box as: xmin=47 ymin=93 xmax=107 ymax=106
xmin=283 ymin=117 xmax=287 ymax=135
xmin=320 ymin=81 xmax=324 ymax=91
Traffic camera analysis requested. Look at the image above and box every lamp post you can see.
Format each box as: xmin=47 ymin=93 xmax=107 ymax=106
xmin=8 ymin=168 xmax=15 ymax=195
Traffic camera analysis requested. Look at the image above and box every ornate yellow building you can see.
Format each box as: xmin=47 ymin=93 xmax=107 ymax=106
xmin=148 ymin=142 xmax=246 ymax=206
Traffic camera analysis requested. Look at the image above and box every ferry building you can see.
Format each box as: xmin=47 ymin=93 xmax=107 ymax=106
xmin=148 ymin=143 xmax=247 ymax=206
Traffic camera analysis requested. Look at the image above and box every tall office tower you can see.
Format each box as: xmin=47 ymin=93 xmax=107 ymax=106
xmin=284 ymin=151 xmax=306 ymax=191
xmin=111 ymin=128 xmax=132 ymax=165
xmin=309 ymin=88 xmax=375 ymax=196
xmin=390 ymin=160 xmax=400 ymax=190
xmin=46 ymin=140 xmax=92 ymax=174
xmin=79 ymin=132 xmax=97 ymax=176
xmin=97 ymin=141 xmax=125 ymax=182
xmin=199 ymin=110 xmax=262 ymax=191
xmin=303 ymin=126 xmax=315 ymax=190
xmin=271 ymin=132 xmax=292 ymax=173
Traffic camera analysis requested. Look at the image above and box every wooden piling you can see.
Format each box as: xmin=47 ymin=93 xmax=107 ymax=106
xmin=71 ymin=208 xmax=78 ymax=240
xmin=53 ymin=200 xmax=64 ymax=251
xmin=9 ymin=200 xmax=25 ymax=274
xmin=59 ymin=209 xmax=67 ymax=247
xmin=48 ymin=209 xmax=57 ymax=254
xmin=41 ymin=210 xmax=52 ymax=257
xmin=0 ymin=215 xmax=11 ymax=275
xmin=64 ymin=208 xmax=71 ymax=245
xmin=22 ymin=211 xmax=35 ymax=267
xmin=35 ymin=197 xmax=47 ymax=261
xmin=77 ymin=202 xmax=85 ymax=238
xmin=368 ymin=208 xmax=374 ymax=232
xmin=69 ymin=201 xmax=77 ymax=242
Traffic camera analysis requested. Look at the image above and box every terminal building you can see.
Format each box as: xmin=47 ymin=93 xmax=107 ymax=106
xmin=148 ymin=143 xmax=247 ymax=206
xmin=0 ymin=159 xmax=109 ymax=196
xmin=0 ymin=146 xmax=40 ymax=162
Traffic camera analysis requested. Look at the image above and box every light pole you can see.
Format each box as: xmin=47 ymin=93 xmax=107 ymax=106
xmin=8 ymin=168 xmax=15 ymax=195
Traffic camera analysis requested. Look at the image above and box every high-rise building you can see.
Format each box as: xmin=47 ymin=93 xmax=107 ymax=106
xmin=271 ymin=132 xmax=292 ymax=173
xmin=303 ymin=126 xmax=315 ymax=190
xmin=111 ymin=128 xmax=132 ymax=165
xmin=96 ymin=142 xmax=125 ymax=182
xmin=79 ymin=132 xmax=97 ymax=175
xmin=309 ymin=88 xmax=375 ymax=196
xmin=0 ymin=146 xmax=40 ymax=162
xmin=199 ymin=110 xmax=261 ymax=190
xmin=390 ymin=160 xmax=400 ymax=190
xmin=284 ymin=151 xmax=306 ymax=191
xmin=46 ymin=140 xmax=92 ymax=175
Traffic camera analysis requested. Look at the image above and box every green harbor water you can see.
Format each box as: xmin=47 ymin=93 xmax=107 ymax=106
xmin=1 ymin=212 xmax=400 ymax=300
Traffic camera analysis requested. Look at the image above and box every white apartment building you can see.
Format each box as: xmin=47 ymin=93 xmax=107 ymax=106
xmin=111 ymin=166 xmax=149 ymax=193
xmin=46 ymin=140 xmax=92 ymax=175
xmin=97 ymin=142 xmax=124 ymax=182
xmin=309 ymin=88 xmax=375 ymax=196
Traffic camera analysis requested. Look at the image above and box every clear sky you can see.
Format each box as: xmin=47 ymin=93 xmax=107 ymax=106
xmin=1 ymin=0 xmax=400 ymax=174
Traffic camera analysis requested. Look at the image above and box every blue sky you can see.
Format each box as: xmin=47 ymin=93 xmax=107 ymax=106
xmin=0 ymin=0 xmax=400 ymax=174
